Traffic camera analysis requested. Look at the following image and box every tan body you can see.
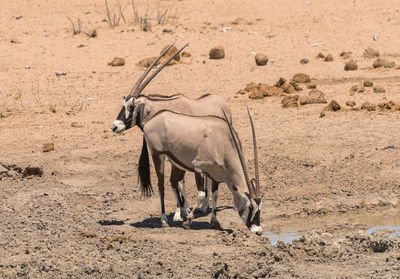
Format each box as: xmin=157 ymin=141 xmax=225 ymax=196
xmin=142 ymin=111 xmax=261 ymax=232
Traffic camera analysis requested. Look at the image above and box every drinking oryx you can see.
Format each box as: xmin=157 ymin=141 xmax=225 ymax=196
xmin=132 ymin=107 xmax=262 ymax=233
xmin=112 ymin=43 xmax=236 ymax=225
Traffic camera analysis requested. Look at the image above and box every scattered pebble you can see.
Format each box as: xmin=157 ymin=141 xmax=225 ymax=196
xmin=361 ymin=101 xmax=376 ymax=111
xmin=363 ymin=48 xmax=380 ymax=58
xmin=373 ymin=85 xmax=385 ymax=93
xmin=363 ymin=80 xmax=373 ymax=87
xmin=209 ymin=46 xmax=225 ymax=59
xmin=299 ymin=89 xmax=327 ymax=105
xmin=108 ymin=57 xmax=125 ymax=67
xmin=25 ymin=65 xmax=31 ymax=69
xmin=317 ymin=52 xmax=325 ymax=59
xmin=373 ymin=58 xmax=395 ymax=68
xmin=255 ymin=53 xmax=268 ymax=66
xmin=291 ymin=73 xmax=311 ymax=83
xmin=22 ymin=165 xmax=43 ymax=177
xmin=324 ymin=100 xmax=341 ymax=112
xmin=339 ymin=51 xmax=352 ymax=59
xmin=300 ymin=58 xmax=309 ymax=64
xmin=55 ymin=72 xmax=67 ymax=76
xmin=281 ymin=95 xmax=299 ymax=108
xmin=307 ymin=83 xmax=316 ymax=89
xmin=324 ymin=54 xmax=333 ymax=62
xmin=43 ymin=143 xmax=55 ymax=153
xmin=346 ymin=100 xmax=356 ymax=107
xmin=182 ymin=51 xmax=191 ymax=57
xmin=344 ymin=60 xmax=357 ymax=71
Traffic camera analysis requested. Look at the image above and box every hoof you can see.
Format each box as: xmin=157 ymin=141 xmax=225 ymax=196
xmin=173 ymin=215 xmax=183 ymax=222
xmin=182 ymin=221 xmax=191 ymax=230
xmin=211 ymin=219 xmax=222 ymax=230
xmin=162 ymin=220 xmax=169 ymax=227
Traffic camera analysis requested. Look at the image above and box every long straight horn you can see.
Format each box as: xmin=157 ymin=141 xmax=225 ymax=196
xmin=246 ymin=106 xmax=260 ymax=199
xmin=136 ymin=43 xmax=189 ymax=95
xmin=129 ymin=43 xmax=176 ymax=97
xmin=221 ymin=108 xmax=255 ymax=199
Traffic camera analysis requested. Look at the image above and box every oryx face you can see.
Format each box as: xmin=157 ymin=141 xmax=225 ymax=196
xmin=236 ymin=193 xmax=262 ymax=234
xmin=112 ymin=96 xmax=136 ymax=134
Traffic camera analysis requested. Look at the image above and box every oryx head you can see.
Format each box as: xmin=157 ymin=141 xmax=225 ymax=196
xmin=223 ymin=106 xmax=262 ymax=234
xmin=112 ymin=43 xmax=188 ymax=134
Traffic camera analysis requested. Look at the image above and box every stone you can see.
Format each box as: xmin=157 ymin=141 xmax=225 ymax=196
xmin=361 ymin=101 xmax=376 ymax=111
xmin=299 ymin=89 xmax=327 ymax=105
xmin=209 ymin=46 xmax=225 ymax=59
xmin=108 ymin=57 xmax=125 ymax=67
xmin=345 ymin=101 xmax=356 ymax=107
xmin=344 ymin=60 xmax=357 ymax=71
xmin=300 ymin=58 xmax=309 ymax=64
xmin=363 ymin=80 xmax=373 ymax=87
xmin=281 ymin=95 xmax=299 ymax=108
xmin=373 ymin=86 xmax=385 ymax=93
xmin=255 ymin=53 xmax=268 ymax=66
xmin=324 ymin=54 xmax=333 ymax=62
xmin=43 ymin=143 xmax=54 ymax=152
xmin=373 ymin=58 xmax=395 ymax=68
xmin=363 ymin=48 xmax=379 ymax=58
xmin=324 ymin=100 xmax=341 ymax=111
xmin=291 ymin=73 xmax=311 ymax=83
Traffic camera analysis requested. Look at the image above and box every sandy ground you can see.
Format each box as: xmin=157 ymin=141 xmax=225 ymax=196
xmin=1 ymin=0 xmax=400 ymax=278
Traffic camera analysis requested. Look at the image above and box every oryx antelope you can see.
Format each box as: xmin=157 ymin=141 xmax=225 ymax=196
xmin=135 ymin=108 xmax=262 ymax=233
xmin=112 ymin=43 xmax=235 ymax=225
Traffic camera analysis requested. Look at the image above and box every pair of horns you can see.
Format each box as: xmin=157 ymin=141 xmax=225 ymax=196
xmin=129 ymin=42 xmax=189 ymax=97
xmin=222 ymin=106 xmax=260 ymax=199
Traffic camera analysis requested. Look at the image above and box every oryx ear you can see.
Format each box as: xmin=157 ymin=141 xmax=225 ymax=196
xmin=124 ymin=98 xmax=134 ymax=119
xmin=250 ymin=198 xmax=259 ymax=222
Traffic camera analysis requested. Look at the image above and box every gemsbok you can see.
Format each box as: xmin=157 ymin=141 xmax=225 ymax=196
xmin=112 ymin=43 xmax=238 ymax=225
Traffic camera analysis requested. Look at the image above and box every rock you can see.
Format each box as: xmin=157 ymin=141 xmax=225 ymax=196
xmin=0 ymin=165 xmax=8 ymax=174
xmin=373 ymin=58 xmax=395 ymax=68
xmin=10 ymin=38 xmax=21 ymax=44
xmin=378 ymin=101 xmax=400 ymax=111
xmin=300 ymin=58 xmax=309 ymax=64
xmin=299 ymin=89 xmax=327 ymax=105
xmin=373 ymin=86 xmax=385 ymax=93
xmin=238 ymin=82 xmax=286 ymax=98
xmin=319 ymin=111 xmax=325 ymax=118
xmin=22 ymin=166 xmax=43 ymax=177
xmin=363 ymin=80 xmax=373 ymax=87
xmin=344 ymin=60 xmax=358 ymax=71
xmin=209 ymin=46 xmax=225 ymax=59
xmin=275 ymin=77 xmax=287 ymax=88
xmin=291 ymin=73 xmax=311 ymax=83
xmin=43 ymin=143 xmax=54 ymax=152
xmin=363 ymin=48 xmax=379 ymax=58
xmin=182 ymin=51 xmax=191 ymax=57
xmin=324 ymin=54 xmax=333 ymax=62
xmin=349 ymin=85 xmax=364 ymax=95
xmin=324 ymin=100 xmax=341 ymax=111
xmin=281 ymin=95 xmax=299 ymax=108
xmin=248 ymin=90 xmax=264 ymax=99
xmin=346 ymin=101 xmax=356 ymax=107
xmin=307 ymin=83 xmax=316 ymax=89
xmin=255 ymin=53 xmax=268 ymax=66
xmin=108 ymin=57 xmax=125 ymax=67
xmin=317 ymin=52 xmax=325 ymax=59
xmin=361 ymin=101 xmax=376 ymax=111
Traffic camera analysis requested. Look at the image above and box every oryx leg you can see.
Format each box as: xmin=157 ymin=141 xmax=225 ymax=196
xmin=210 ymin=180 xmax=221 ymax=229
xmin=183 ymin=172 xmax=206 ymax=229
xmin=170 ymin=165 xmax=187 ymax=222
xmin=152 ymin=153 xmax=168 ymax=227
xmin=199 ymin=176 xmax=210 ymax=213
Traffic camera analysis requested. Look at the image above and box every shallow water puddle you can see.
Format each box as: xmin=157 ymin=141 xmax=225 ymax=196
xmin=262 ymin=207 xmax=400 ymax=245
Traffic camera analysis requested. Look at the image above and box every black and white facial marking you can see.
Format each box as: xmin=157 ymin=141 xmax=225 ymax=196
xmin=112 ymin=96 xmax=139 ymax=134
xmin=237 ymin=193 xmax=262 ymax=234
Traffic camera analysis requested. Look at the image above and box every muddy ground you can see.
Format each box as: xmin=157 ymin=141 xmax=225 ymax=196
xmin=1 ymin=0 xmax=400 ymax=278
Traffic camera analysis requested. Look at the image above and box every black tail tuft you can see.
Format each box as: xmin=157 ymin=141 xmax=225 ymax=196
xmin=138 ymin=136 xmax=153 ymax=197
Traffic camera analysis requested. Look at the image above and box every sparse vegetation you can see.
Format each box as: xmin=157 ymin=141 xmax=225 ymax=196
xmin=67 ymin=17 xmax=97 ymax=37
